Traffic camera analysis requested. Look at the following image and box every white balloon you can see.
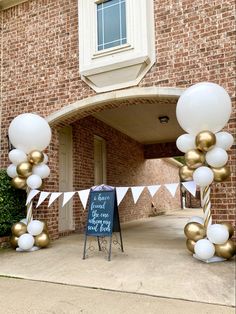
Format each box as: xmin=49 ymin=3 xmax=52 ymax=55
xmin=7 ymin=164 xmax=17 ymax=178
xmin=176 ymin=134 xmax=196 ymax=153
xmin=176 ymin=82 xmax=232 ymax=135
xmin=26 ymin=174 xmax=42 ymax=189
xmin=18 ymin=233 xmax=34 ymax=250
xmin=20 ymin=218 xmax=28 ymax=225
xmin=27 ymin=220 xmax=44 ymax=236
xmin=216 ymin=132 xmax=234 ymax=150
xmin=206 ymin=147 xmax=228 ymax=168
xmin=188 ymin=216 xmax=204 ymax=225
xmin=193 ymin=166 xmax=214 ymax=187
xmin=207 ymin=224 xmax=229 ymax=245
xmin=33 ymin=164 xmax=50 ymax=179
xmin=42 ymin=153 xmax=48 ymax=164
xmin=194 ymin=239 xmax=215 ymax=260
xmin=8 ymin=113 xmax=51 ymax=153
xmin=9 ymin=149 xmax=27 ymax=165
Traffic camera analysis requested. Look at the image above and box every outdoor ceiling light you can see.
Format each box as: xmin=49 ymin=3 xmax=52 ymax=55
xmin=158 ymin=115 xmax=170 ymax=124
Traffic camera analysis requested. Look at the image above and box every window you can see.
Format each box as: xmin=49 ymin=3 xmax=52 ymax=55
xmin=79 ymin=0 xmax=156 ymax=92
xmin=97 ymin=0 xmax=127 ymax=51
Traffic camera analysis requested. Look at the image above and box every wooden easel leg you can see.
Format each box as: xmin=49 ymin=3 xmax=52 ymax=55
xmin=82 ymin=235 xmax=87 ymax=259
xmin=97 ymin=237 xmax=102 ymax=251
xmin=108 ymin=236 xmax=112 ymax=261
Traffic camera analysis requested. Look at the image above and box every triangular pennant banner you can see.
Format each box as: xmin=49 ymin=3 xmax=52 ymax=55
xmin=147 ymin=185 xmax=161 ymax=197
xmin=62 ymin=192 xmax=76 ymax=207
xmin=182 ymin=181 xmax=197 ymax=197
xmin=48 ymin=192 xmax=62 ymax=207
xmin=36 ymin=191 xmax=51 ymax=208
xmin=116 ymin=187 xmax=129 ymax=206
xmin=165 ymin=183 xmax=179 ymax=197
xmin=78 ymin=189 xmax=90 ymax=210
xmin=26 ymin=189 xmax=40 ymax=205
xmin=131 ymin=186 xmax=145 ymax=204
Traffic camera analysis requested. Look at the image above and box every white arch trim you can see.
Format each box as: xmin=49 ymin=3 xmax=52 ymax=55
xmin=46 ymin=87 xmax=184 ymax=125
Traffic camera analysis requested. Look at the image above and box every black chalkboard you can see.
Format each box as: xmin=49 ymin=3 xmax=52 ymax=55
xmin=86 ymin=190 xmax=116 ymax=236
xmin=83 ymin=187 xmax=123 ymax=261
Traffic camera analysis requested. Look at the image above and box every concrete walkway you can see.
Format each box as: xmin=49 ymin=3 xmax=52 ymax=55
xmin=0 ymin=209 xmax=235 ymax=310
xmin=0 ymin=277 xmax=234 ymax=314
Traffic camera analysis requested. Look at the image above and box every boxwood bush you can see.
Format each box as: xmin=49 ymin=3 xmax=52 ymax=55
xmin=0 ymin=169 xmax=26 ymax=237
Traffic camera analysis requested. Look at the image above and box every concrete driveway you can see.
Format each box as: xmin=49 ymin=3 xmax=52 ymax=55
xmin=0 ymin=209 xmax=235 ymax=308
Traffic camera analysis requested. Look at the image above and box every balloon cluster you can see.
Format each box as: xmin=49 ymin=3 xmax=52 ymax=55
xmin=184 ymin=217 xmax=235 ymax=260
xmin=10 ymin=219 xmax=50 ymax=251
xmin=7 ymin=113 xmax=52 ymax=190
xmin=177 ymin=130 xmax=233 ymax=186
xmin=176 ymin=82 xmax=233 ymax=187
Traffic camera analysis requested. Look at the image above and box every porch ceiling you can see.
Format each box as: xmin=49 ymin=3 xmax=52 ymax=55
xmin=93 ymin=97 xmax=183 ymax=144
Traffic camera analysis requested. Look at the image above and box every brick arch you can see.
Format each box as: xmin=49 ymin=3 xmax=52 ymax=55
xmin=46 ymin=87 xmax=184 ymax=126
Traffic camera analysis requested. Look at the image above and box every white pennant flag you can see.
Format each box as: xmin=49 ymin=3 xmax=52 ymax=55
xmin=147 ymin=185 xmax=161 ymax=197
xmin=36 ymin=192 xmax=51 ymax=208
xmin=116 ymin=187 xmax=129 ymax=206
xmin=62 ymin=192 xmax=76 ymax=207
xmin=131 ymin=186 xmax=145 ymax=204
xmin=182 ymin=181 xmax=197 ymax=197
xmin=26 ymin=189 xmax=40 ymax=205
xmin=78 ymin=189 xmax=90 ymax=210
xmin=48 ymin=192 xmax=62 ymax=207
xmin=164 ymin=183 xmax=179 ymax=197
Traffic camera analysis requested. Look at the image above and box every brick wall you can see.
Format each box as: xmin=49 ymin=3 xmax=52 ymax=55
xmin=0 ymin=0 xmax=235 ymax=236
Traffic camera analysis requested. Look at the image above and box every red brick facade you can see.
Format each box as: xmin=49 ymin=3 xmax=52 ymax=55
xmin=0 ymin=1 xmax=235 ymax=239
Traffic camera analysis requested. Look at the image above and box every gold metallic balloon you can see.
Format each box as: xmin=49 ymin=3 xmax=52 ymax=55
xmin=220 ymin=222 xmax=234 ymax=238
xmin=16 ymin=162 xmax=33 ymax=178
xmin=185 ymin=149 xmax=205 ymax=169
xmin=215 ymin=240 xmax=236 ymax=259
xmin=11 ymin=222 xmax=27 ymax=237
xmin=212 ymin=166 xmax=231 ymax=182
xmin=11 ymin=176 xmax=27 ymax=190
xmin=186 ymin=239 xmax=196 ymax=253
xmin=28 ymin=150 xmax=44 ymax=165
xmin=184 ymin=222 xmax=206 ymax=241
xmin=179 ymin=165 xmax=194 ymax=181
xmin=195 ymin=130 xmax=216 ymax=152
xmin=35 ymin=232 xmax=50 ymax=248
xmin=10 ymin=235 xmax=19 ymax=249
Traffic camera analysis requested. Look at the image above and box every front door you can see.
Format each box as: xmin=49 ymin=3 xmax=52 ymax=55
xmin=59 ymin=126 xmax=73 ymax=232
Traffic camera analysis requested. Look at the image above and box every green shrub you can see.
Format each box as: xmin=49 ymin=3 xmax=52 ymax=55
xmin=0 ymin=169 xmax=26 ymax=237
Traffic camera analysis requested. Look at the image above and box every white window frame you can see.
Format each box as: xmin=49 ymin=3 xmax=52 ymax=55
xmin=79 ymin=0 xmax=156 ymax=92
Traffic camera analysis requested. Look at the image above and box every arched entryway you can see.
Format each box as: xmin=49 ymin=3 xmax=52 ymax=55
xmin=44 ymin=87 xmax=186 ymax=239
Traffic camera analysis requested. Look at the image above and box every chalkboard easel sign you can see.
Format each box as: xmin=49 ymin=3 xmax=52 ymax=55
xmin=82 ymin=185 xmax=124 ymax=261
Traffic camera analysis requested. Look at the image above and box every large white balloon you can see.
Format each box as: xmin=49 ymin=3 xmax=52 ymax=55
xmin=188 ymin=216 xmax=204 ymax=225
xmin=216 ymin=132 xmax=234 ymax=150
xmin=8 ymin=113 xmax=51 ymax=153
xmin=7 ymin=164 xmax=17 ymax=178
xmin=26 ymin=174 xmax=42 ymax=189
xmin=206 ymin=147 xmax=228 ymax=168
xmin=9 ymin=149 xmax=27 ymax=165
xmin=27 ymin=220 xmax=44 ymax=236
xmin=33 ymin=164 xmax=50 ymax=179
xmin=194 ymin=239 xmax=215 ymax=260
xmin=18 ymin=233 xmax=34 ymax=250
xmin=176 ymin=82 xmax=232 ymax=135
xmin=176 ymin=134 xmax=196 ymax=153
xmin=207 ymin=224 xmax=229 ymax=245
xmin=193 ymin=166 xmax=214 ymax=187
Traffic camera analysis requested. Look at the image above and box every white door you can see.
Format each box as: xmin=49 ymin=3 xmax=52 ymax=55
xmin=94 ymin=136 xmax=106 ymax=185
xmin=59 ymin=126 xmax=73 ymax=232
